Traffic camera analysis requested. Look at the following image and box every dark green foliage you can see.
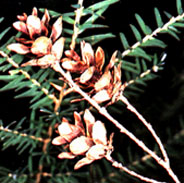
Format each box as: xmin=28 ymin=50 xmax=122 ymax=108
xmin=135 ymin=14 xmax=152 ymax=35
xmin=130 ymin=24 xmax=142 ymax=42
xmin=176 ymin=0 xmax=183 ymax=15
xmin=154 ymin=8 xmax=164 ymax=28
xmin=120 ymin=32 xmax=130 ymax=50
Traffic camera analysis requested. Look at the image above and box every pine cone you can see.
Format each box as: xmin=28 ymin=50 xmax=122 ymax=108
xmin=7 ymin=7 xmax=65 ymax=68
xmin=52 ymin=109 xmax=113 ymax=169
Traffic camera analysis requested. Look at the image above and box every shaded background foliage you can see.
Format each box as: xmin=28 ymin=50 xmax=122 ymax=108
xmin=0 ymin=0 xmax=184 ymax=182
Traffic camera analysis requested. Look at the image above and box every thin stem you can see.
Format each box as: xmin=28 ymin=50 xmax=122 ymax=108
xmin=36 ymin=126 xmax=53 ymax=183
xmin=121 ymin=64 xmax=161 ymax=90
xmin=0 ymin=125 xmax=44 ymax=142
xmin=70 ymin=0 xmax=84 ymax=50
xmin=52 ymin=62 xmax=180 ymax=183
xmin=118 ymin=95 xmax=169 ymax=164
xmin=105 ymin=154 xmax=166 ymax=183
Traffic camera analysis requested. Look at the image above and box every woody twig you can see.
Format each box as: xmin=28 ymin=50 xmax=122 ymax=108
xmin=105 ymin=154 xmax=166 ymax=183
xmin=118 ymin=94 xmax=170 ymax=164
xmin=70 ymin=0 xmax=84 ymax=50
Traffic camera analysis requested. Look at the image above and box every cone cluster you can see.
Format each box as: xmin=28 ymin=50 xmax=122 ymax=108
xmin=7 ymin=7 xmax=65 ymax=68
xmin=52 ymin=109 xmax=113 ymax=169
xmin=61 ymin=41 xmax=122 ymax=103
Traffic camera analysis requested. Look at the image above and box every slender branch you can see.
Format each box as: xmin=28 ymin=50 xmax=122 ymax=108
xmin=0 ymin=125 xmax=44 ymax=142
xmin=121 ymin=64 xmax=162 ymax=90
xmin=105 ymin=154 xmax=166 ymax=183
xmin=36 ymin=125 xmax=53 ymax=183
xmin=8 ymin=171 xmax=72 ymax=180
xmin=70 ymin=0 xmax=84 ymax=50
xmin=118 ymin=95 xmax=170 ymax=164
xmin=52 ymin=62 xmax=180 ymax=183
xmin=121 ymin=13 xmax=184 ymax=58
